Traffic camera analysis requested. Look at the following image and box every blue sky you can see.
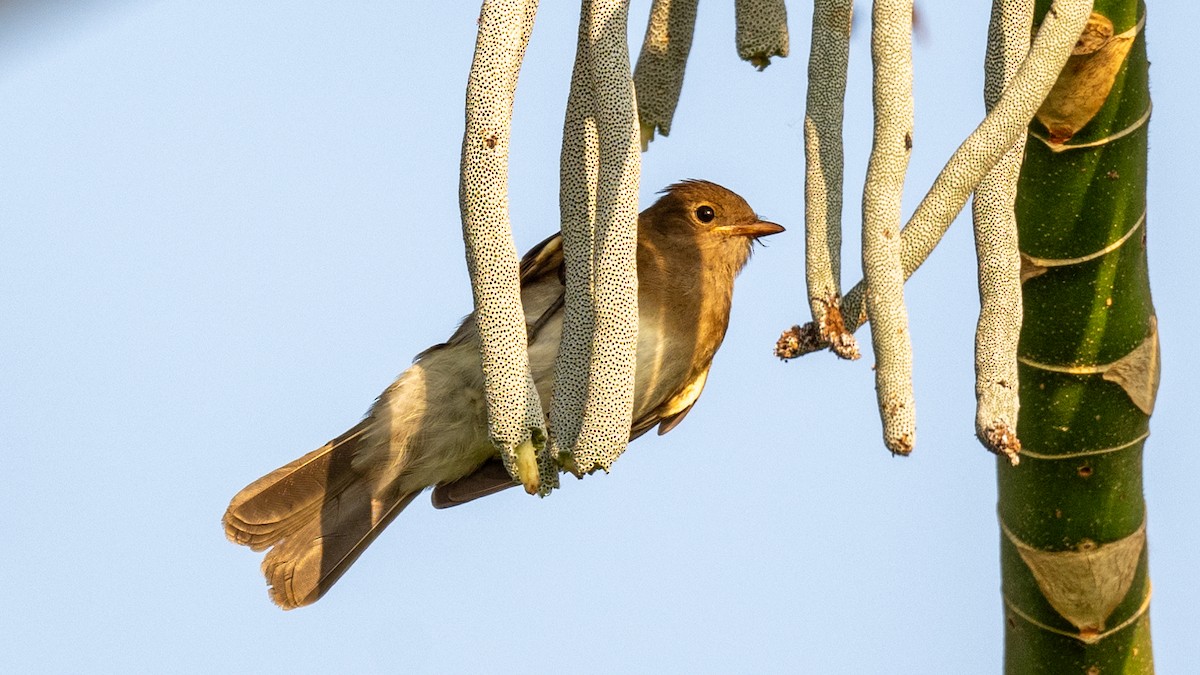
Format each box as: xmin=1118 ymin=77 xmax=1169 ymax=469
xmin=2 ymin=1 xmax=1196 ymax=672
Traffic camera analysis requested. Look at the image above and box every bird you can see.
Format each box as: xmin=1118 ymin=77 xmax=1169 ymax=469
xmin=222 ymin=180 xmax=784 ymax=609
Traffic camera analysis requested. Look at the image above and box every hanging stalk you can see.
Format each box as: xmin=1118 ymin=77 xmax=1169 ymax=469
xmin=633 ymin=0 xmax=699 ymax=150
xmin=551 ymin=0 xmax=641 ymax=477
xmin=776 ymin=0 xmax=1093 ymax=361
xmin=861 ymin=0 xmax=917 ymax=455
xmin=1001 ymin=0 xmax=1155 ymax=671
xmin=460 ymin=0 xmax=547 ymax=494
xmin=734 ymin=0 xmax=790 ymax=70
xmin=972 ymin=0 xmax=1034 ymax=467
xmin=803 ymin=0 xmax=857 ymax=360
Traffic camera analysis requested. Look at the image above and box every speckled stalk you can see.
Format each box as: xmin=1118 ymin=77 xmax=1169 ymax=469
xmin=633 ymin=0 xmax=699 ymax=150
xmin=781 ymin=0 xmax=1094 ymax=360
xmin=803 ymin=0 xmax=856 ymax=359
xmin=551 ymin=0 xmax=641 ymax=477
xmin=861 ymin=0 xmax=916 ymax=455
xmin=459 ymin=0 xmax=546 ymax=493
xmin=735 ymin=0 xmax=789 ymax=70
xmin=972 ymin=0 xmax=1034 ymax=465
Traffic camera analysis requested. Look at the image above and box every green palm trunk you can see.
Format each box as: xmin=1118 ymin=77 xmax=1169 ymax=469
xmin=1001 ymin=0 xmax=1156 ymax=671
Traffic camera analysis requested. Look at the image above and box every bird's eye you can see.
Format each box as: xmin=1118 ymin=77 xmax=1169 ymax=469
xmin=695 ymin=205 xmax=715 ymax=223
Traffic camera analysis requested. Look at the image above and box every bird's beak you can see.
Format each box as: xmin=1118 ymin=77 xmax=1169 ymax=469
xmin=713 ymin=220 xmax=786 ymax=239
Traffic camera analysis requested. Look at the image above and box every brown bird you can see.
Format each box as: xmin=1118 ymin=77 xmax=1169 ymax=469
xmin=223 ymin=180 xmax=784 ymax=609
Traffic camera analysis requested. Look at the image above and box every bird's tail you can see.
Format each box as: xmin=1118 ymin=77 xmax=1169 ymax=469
xmin=223 ymin=420 xmax=417 ymax=609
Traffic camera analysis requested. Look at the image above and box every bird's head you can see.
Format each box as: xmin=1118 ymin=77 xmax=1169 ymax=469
xmin=640 ymin=179 xmax=785 ymax=274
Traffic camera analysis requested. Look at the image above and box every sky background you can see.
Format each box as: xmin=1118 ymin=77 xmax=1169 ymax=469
xmin=2 ymin=1 xmax=1196 ymax=673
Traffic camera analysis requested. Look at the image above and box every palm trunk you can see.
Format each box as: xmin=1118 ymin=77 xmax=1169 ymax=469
xmin=1001 ymin=0 xmax=1156 ymax=672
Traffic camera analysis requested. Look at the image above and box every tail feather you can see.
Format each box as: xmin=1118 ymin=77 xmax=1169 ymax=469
xmin=225 ymin=505 xmax=322 ymax=552
xmin=224 ymin=422 xmax=370 ymax=544
xmin=223 ymin=420 xmax=418 ymax=609
xmin=260 ymin=486 xmax=419 ymax=609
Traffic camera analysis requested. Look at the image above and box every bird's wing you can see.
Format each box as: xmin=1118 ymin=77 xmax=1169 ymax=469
xmin=430 ymin=459 xmax=517 ymax=509
xmin=519 ymin=232 xmax=565 ymax=285
xmin=654 ymin=367 xmax=711 ymax=436
xmin=524 ymin=229 xmax=714 ymax=440
xmin=414 ymin=233 xmax=566 ymax=363
xmin=630 ymin=366 xmax=711 ymax=440
xmin=432 ymin=231 xmax=713 ymax=507
xmin=428 ymin=233 xmax=569 ymax=509
xmin=519 ymin=233 xmax=567 ymax=344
